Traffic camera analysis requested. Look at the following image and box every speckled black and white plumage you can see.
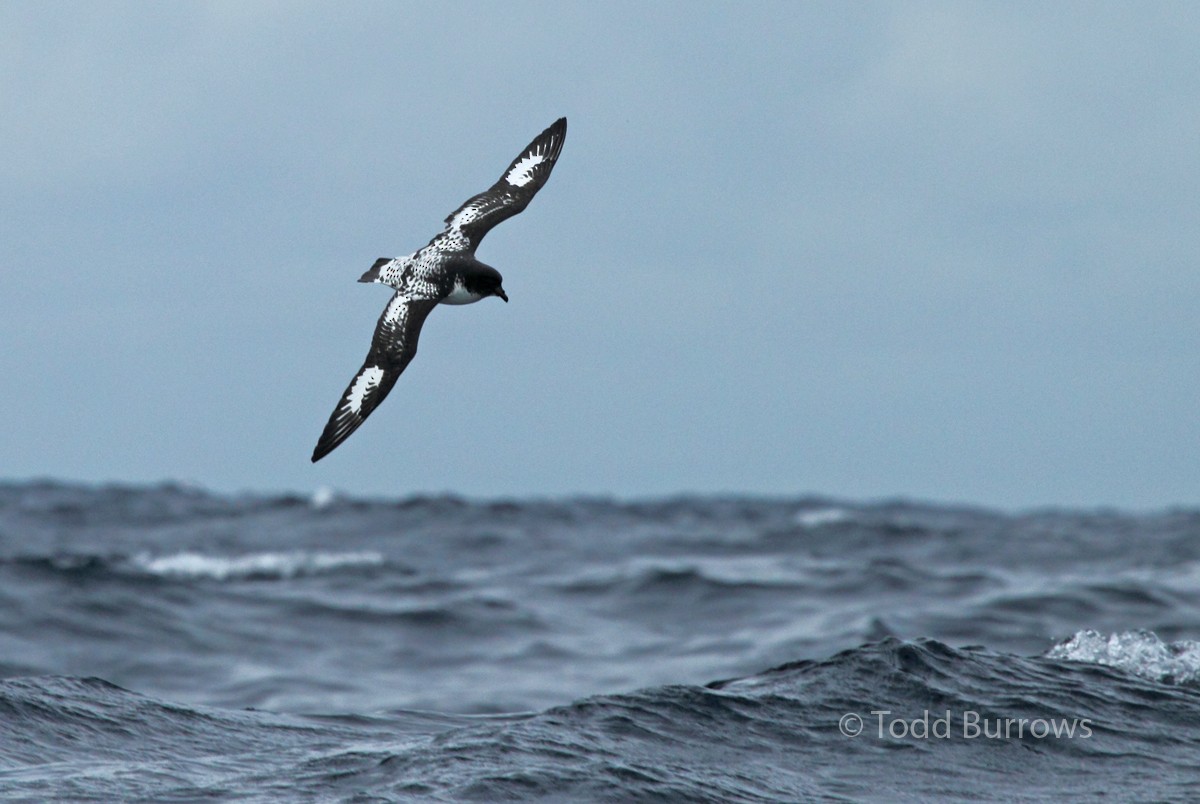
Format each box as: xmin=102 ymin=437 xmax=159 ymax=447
xmin=312 ymin=118 xmax=567 ymax=462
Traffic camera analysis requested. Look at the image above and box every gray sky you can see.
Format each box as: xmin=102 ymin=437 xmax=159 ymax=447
xmin=3 ymin=2 xmax=1198 ymax=508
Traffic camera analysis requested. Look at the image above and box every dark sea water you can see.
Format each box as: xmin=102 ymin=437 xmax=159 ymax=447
xmin=2 ymin=481 xmax=1200 ymax=801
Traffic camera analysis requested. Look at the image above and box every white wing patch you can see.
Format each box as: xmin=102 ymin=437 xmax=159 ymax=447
xmin=505 ymin=152 xmax=545 ymax=187
xmin=346 ymin=366 xmax=385 ymax=413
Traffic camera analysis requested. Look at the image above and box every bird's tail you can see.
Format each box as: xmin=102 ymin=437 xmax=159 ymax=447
xmin=358 ymin=258 xmax=392 ymax=283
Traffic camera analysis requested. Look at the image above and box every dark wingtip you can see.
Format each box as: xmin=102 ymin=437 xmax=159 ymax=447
xmin=538 ymin=118 xmax=566 ymax=165
xmin=311 ymin=429 xmax=342 ymax=463
xmin=312 ymin=426 xmax=347 ymax=463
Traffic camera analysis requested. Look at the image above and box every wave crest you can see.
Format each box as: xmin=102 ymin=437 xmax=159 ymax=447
xmin=128 ymin=550 xmax=385 ymax=581
xmin=1046 ymin=629 xmax=1200 ymax=685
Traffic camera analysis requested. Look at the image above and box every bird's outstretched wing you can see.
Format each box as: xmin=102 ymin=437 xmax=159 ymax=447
xmin=439 ymin=117 xmax=567 ymax=253
xmin=311 ymin=295 xmax=439 ymax=462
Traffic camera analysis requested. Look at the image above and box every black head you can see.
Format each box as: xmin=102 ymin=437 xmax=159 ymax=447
xmin=463 ymin=262 xmax=508 ymax=303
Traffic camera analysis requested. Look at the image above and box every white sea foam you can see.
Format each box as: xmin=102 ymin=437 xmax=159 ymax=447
xmin=130 ymin=550 xmax=384 ymax=581
xmin=794 ymin=507 xmax=851 ymax=528
xmin=310 ymin=486 xmax=337 ymax=509
xmin=1046 ymin=629 xmax=1200 ymax=685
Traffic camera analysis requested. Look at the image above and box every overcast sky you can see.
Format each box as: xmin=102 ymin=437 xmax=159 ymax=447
xmin=3 ymin=2 xmax=1198 ymax=508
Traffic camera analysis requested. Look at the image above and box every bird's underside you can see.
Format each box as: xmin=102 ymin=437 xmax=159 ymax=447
xmin=311 ymin=117 xmax=566 ymax=462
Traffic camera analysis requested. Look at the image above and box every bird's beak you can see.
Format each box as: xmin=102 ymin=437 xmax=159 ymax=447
xmin=496 ymin=288 xmax=509 ymax=303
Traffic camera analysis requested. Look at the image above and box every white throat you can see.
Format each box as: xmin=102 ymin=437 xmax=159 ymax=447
xmin=441 ymin=278 xmax=486 ymax=305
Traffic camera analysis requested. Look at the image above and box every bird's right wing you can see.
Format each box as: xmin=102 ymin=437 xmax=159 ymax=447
xmin=311 ymin=294 xmax=439 ymax=462
xmin=437 ymin=117 xmax=567 ymax=253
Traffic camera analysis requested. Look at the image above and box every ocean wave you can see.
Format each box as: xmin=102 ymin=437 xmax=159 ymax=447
xmin=5 ymin=639 xmax=1200 ymax=801
xmin=309 ymin=486 xmax=338 ymax=509
xmin=127 ymin=550 xmax=386 ymax=581
xmin=793 ymin=506 xmax=852 ymax=528
xmin=553 ymin=555 xmax=813 ymax=595
xmin=1046 ymin=629 xmax=1200 ymax=686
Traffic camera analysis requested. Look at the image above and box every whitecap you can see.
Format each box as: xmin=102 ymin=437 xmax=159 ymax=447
xmin=1046 ymin=629 xmax=1200 ymax=685
xmin=310 ymin=486 xmax=337 ymax=509
xmin=794 ymin=507 xmax=851 ymax=528
xmin=129 ymin=550 xmax=384 ymax=581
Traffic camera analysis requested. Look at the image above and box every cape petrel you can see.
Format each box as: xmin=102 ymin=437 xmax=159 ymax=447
xmin=311 ymin=117 xmax=567 ymax=462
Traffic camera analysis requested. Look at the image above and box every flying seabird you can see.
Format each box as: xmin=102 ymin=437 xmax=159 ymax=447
xmin=311 ymin=117 xmax=567 ymax=462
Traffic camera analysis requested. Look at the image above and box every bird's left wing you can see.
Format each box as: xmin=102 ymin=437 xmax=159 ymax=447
xmin=437 ymin=117 xmax=567 ymax=253
xmin=311 ymin=294 xmax=439 ymax=462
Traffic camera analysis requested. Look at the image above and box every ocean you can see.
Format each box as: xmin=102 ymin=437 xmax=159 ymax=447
xmin=2 ymin=480 xmax=1199 ymax=801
